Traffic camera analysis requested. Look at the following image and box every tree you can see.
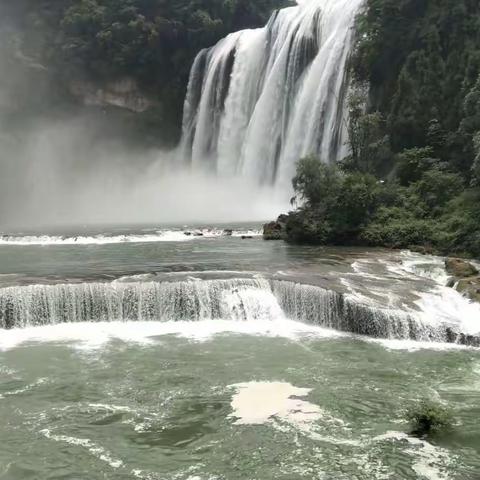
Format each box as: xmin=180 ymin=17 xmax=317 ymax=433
xmin=291 ymin=155 xmax=342 ymax=209
xmin=347 ymin=86 xmax=391 ymax=174
xmin=396 ymin=146 xmax=439 ymax=185
xmin=472 ymin=131 xmax=480 ymax=186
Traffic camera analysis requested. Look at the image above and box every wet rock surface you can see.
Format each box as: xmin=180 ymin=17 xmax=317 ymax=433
xmin=263 ymin=215 xmax=287 ymax=240
xmin=445 ymin=258 xmax=480 ymax=303
xmin=445 ymin=258 xmax=479 ymax=278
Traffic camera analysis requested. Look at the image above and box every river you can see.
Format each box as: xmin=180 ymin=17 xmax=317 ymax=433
xmin=0 ymin=223 xmax=479 ymax=479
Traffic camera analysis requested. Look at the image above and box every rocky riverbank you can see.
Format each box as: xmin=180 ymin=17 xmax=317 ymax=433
xmin=262 ymin=220 xmax=480 ymax=305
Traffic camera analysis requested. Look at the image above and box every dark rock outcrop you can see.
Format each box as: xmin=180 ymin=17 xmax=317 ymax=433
xmin=263 ymin=215 xmax=288 ymax=240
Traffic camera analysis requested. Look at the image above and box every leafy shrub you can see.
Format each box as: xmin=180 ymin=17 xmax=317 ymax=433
xmin=407 ymin=400 xmax=453 ymax=437
xmin=291 ymin=156 xmax=342 ymax=209
xmin=287 ymin=157 xmax=386 ymax=244
xmin=361 ymin=210 xmax=436 ymax=248
xmin=285 ymin=210 xmax=332 ymax=244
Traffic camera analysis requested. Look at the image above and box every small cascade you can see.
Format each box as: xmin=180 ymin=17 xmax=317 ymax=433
xmin=179 ymin=0 xmax=363 ymax=190
xmin=0 ymin=278 xmax=477 ymax=346
xmin=0 ymin=279 xmax=280 ymax=328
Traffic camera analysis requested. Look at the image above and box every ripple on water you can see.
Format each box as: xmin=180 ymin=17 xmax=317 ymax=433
xmin=40 ymin=429 xmax=124 ymax=469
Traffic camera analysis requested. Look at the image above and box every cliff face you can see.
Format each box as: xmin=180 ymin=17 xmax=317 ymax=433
xmin=69 ymin=78 xmax=155 ymax=114
xmin=0 ymin=0 xmax=291 ymax=149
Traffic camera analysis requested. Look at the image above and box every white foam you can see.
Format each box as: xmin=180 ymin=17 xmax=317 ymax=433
xmin=0 ymin=232 xmax=190 ymax=246
xmin=369 ymin=337 xmax=472 ymax=352
xmin=1 ymin=318 xmax=475 ymax=353
xmin=88 ymin=403 xmax=137 ymax=414
xmin=381 ymin=251 xmax=480 ymax=337
xmin=0 ymin=319 xmax=345 ymax=352
xmin=396 ymin=251 xmax=450 ymax=285
xmin=415 ymin=286 xmax=480 ymax=336
xmin=228 ymin=381 xmax=323 ymax=427
xmin=374 ymin=431 xmax=452 ymax=480
xmin=0 ymin=228 xmax=261 ymax=246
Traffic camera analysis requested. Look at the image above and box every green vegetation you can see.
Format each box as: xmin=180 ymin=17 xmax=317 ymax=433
xmin=285 ymin=0 xmax=480 ymax=257
xmin=407 ymin=400 xmax=453 ymax=437
xmin=287 ymin=156 xmax=382 ymax=244
xmin=0 ymin=0 xmax=289 ymax=144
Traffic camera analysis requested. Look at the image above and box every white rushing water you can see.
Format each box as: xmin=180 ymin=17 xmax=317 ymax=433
xmin=0 ymin=276 xmax=477 ymax=346
xmin=179 ymin=0 xmax=363 ymax=191
xmin=0 ymin=228 xmax=262 ymax=246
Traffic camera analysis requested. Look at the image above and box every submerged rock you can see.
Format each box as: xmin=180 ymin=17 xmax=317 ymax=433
xmin=223 ymin=229 xmax=233 ymax=236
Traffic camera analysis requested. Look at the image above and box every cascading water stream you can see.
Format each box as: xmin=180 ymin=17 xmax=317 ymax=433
xmin=179 ymin=0 xmax=363 ymax=190
xmin=0 ymin=278 xmax=477 ymax=346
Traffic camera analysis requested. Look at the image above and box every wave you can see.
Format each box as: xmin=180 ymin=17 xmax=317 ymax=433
xmin=0 ymin=228 xmax=262 ymax=246
xmin=0 ymin=277 xmax=477 ymax=347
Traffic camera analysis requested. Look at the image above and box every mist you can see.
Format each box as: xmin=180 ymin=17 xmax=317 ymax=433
xmin=0 ymin=12 xmax=291 ymax=231
xmin=0 ymin=117 xmax=288 ymax=230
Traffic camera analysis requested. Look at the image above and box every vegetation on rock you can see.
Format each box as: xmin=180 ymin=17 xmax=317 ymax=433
xmin=407 ymin=400 xmax=453 ymax=437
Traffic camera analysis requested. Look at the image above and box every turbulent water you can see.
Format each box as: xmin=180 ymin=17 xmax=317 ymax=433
xmin=1 ymin=225 xmax=480 ymax=478
xmin=1 ymin=277 xmax=476 ymax=345
xmin=179 ymin=0 xmax=362 ymax=189
xmin=0 ymin=228 xmax=479 ymax=345
xmin=1 ymin=326 xmax=480 ymax=480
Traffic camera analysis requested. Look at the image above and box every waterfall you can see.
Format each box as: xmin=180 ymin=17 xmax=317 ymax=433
xmin=179 ymin=0 xmax=363 ymax=189
xmin=0 ymin=278 xmax=477 ymax=346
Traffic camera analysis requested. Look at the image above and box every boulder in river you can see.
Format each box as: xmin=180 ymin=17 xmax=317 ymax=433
xmin=445 ymin=258 xmax=478 ymax=278
xmin=456 ymin=277 xmax=480 ymax=303
xmin=445 ymin=257 xmax=480 ymax=303
xmin=263 ymin=215 xmax=288 ymax=240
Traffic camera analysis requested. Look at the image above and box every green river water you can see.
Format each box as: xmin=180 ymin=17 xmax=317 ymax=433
xmin=0 ymin=225 xmax=479 ymax=479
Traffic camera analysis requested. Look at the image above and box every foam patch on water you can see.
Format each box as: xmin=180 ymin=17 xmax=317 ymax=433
xmin=368 ymin=337 xmax=473 ymax=352
xmin=374 ymin=431 xmax=452 ymax=480
xmin=228 ymin=381 xmax=323 ymax=427
xmin=227 ymin=381 xmax=358 ymax=448
xmin=0 ymin=320 xmax=346 ymax=351
xmin=0 ymin=319 xmax=474 ymax=353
